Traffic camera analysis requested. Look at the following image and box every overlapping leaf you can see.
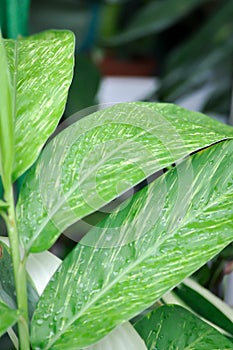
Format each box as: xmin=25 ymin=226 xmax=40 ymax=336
xmin=0 ymin=301 xmax=19 ymax=338
xmin=4 ymin=30 xmax=75 ymax=180
xmin=174 ymin=278 xmax=233 ymax=336
xmin=134 ymin=305 xmax=233 ymax=350
xmin=16 ymin=102 xmax=233 ymax=253
xmin=31 ymin=139 xmax=233 ymax=350
xmin=162 ymin=279 xmax=233 ymax=337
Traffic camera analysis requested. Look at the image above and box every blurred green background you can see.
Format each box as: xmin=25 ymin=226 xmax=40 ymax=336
xmin=1 ymin=0 xmax=232 ymax=121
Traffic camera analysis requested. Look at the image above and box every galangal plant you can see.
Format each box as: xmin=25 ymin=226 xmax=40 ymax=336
xmin=0 ymin=30 xmax=233 ymax=350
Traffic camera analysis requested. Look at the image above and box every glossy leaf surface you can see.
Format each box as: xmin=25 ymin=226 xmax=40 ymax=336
xmin=134 ymin=305 xmax=233 ymax=349
xmin=17 ymin=102 xmax=233 ymax=253
xmin=0 ymin=32 xmax=14 ymax=190
xmin=31 ymin=139 xmax=233 ymax=350
xmin=0 ymin=301 xmax=19 ymax=338
xmin=4 ymin=30 xmax=75 ymax=180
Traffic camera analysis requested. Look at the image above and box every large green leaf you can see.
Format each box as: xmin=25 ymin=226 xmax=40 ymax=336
xmin=0 ymin=238 xmax=145 ymax=349
xmin=4 ymin=30 xmax=75 ymax=180
xmin=17 ymin=102 xmax=233 ymax=253
xmin=134 ymin=305 xmax=233 ymax=350
xmin=0 ymin=300 xmax=19 ymax=338
xmin=104 ymin=0 xmax=205 ymax=44
xmin=0 ymin=31 xmax=14 ymax=190
xmin=31 ymin=139 xmax=233 ymax=350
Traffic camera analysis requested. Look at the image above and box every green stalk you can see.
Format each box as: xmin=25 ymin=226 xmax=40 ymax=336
xmin=5 ymin=185 xmax=30 ymax=350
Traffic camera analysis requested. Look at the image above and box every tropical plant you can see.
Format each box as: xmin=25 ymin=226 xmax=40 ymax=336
xmin=0 ymin=29 xmax=233 ymax=350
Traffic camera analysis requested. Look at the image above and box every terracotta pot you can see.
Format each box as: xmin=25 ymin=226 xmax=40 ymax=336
xmin=98 ymin=55 xmax=157 ymax=77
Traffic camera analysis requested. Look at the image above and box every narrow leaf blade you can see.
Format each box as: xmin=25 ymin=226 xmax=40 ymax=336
xmin=31 ymin=139 xmax=233 ymax=349
xmin=16 ymin=102 xmax=233 ymax=253
xmin=4 ymin=30 xmax=75 ymax=180
xmin=134 ymin=305 xmax=233 ymax=350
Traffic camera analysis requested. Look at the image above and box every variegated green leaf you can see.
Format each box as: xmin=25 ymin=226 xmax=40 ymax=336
xmin=31 ymin=139 xmax=233 ymax=350
xmin=0 ymin=240 xmax=144 ymax=350
xmin=17 ymin=102 xmax=233 ymax=253
xmin=4 ymin=30 xmax=75 ymax=180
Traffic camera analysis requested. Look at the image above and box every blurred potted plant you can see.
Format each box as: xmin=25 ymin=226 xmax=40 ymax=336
xmin=101 ymin=0 xmax=233 ymax=120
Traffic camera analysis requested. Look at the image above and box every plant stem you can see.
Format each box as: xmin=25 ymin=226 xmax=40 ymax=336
xmin=5 ymin=185 xmax=30 ymax=350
